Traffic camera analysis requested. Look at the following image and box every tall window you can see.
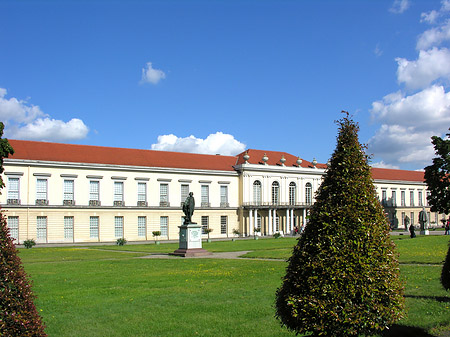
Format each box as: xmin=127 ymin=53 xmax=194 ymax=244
xmin=256 ymin=215 xmax=262 ymax=230
xmin=289 ymin=182 xmax=296 ymax=205
xmin=201 ymin=185 xmax=209 ymax=207
xmin=220 ymin=185 xmax=228 ymax=207
xmin=418 ymin=191 xmax=423 ymax=206
xmin=305 ymin=183 xmax=312 ymax=204
xmin=201 ymin=216 xmax=209 ymax=234
xmin=160 ymin=216 xmax=168 ymax=236
xmin=272 ymin=181 xmax=279 ymax=204
xmin=115 ymin=216 xmax=124 ymax=237
xmin=181 ymin=184 xmax=189 ymax=205
xmin=275 ymin=215 xmax=280 ymax=232
xmin=64 ymin=216 xmax=74 ymax=240
xmin=8 ymin=216 xmax=19 ymax=241
xmin=90 ymin=216 xmax=99 ymax=239
xmin=391 ymin=190 xmax=396 ymax=206
xmin=410 ymin=212 xmax=414 ymax=225
xmin=8 ymin=177 xmax=19 ymax=203
xmin=137 ymin=182 xmax=147 ymax=206
xmin=253 ymin=181 xmax=262 ymax=205
xmin=381 ymin=190 xmax=387 ymax=206
xmin=36 ymin=179 xmax=48 ymax=203
xmin=90 ymin=181 xmax=100 ymax=205
xmin=160 ymin=184 xmax=169 ymax=206
xmin=37 ymin=216 xmax=47 ymax=241
xmin=401 ymin=212 xmax=406 ymax=227
xmin=401 ymin=190 xmax=406 ymax=206
xmin=114 ymin=181 xmax=124 ymax=205
xmin=138 ymin=216 xmax=146 ymax=237
xmin=220 ymin=216 xmax=227 ymax=234
xmin=63 ymin=180 xmax=74 ymax=205
xmin=410 ymin=190 xmax=414 ymax=207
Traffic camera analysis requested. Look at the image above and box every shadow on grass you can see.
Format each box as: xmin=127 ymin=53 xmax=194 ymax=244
xmin=405 ymin=294 xmax=450 ymax=303
xmin=381 ymin=324 xmax=435 ymax=337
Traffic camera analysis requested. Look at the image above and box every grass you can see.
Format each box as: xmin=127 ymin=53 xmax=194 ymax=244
xmin=17 ymin=235 xmax=450 ymax=336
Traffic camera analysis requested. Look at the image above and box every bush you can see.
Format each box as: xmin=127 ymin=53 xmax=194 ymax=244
xmin=0 ymin=213 xmax=47 ymax=336
xmin=273 ymin=232 xmax=281 ymax=239
xmin=23 ymin=239 xmax=36 ymax=249
xmin=275 ymin=114 xmax=404 ymax=336
xmin=116 ymin=238 xmax=127 ymax=246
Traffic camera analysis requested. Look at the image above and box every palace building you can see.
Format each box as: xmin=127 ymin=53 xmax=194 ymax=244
xmin=0 ymin=139 xmax=437 ymax=245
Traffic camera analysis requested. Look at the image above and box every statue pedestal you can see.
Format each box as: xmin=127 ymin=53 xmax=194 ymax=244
xmin=170 ymin=222 xmax=211 ymax=257
xmin=420 ymin=230 xmax=430 ymax=235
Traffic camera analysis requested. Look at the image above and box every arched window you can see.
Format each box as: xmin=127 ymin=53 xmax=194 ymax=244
xmin=305 ymin=182 xmax=312 ymax=204
xmin=272 ymin=181 xmax=280 ymax=205
xmin=253 ymin=181 xmax=262 ymax=205
xmin=289 ymin=182 xmax=296 ymax=205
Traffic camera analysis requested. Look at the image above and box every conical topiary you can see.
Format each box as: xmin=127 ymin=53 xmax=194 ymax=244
xmin=0 ymin=122 xmax=47 ymax=336
xmin=275 ymin=113 xmax=404 ymax=337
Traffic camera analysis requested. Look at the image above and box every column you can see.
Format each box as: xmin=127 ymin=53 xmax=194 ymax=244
xmin=268 ymin=208 xmax=272 ymax=235
xmin=249 ymin=209 xmax=253 ymax=237
xmin=273 ymin=209 xmax=277 ymax=233
xmin=286 ymin=209 xmax=290 ymax=234
xmin=255 ymin=209 xmax=259 ymax=235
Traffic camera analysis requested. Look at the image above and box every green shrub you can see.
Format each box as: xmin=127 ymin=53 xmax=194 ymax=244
xmin=23 ymin=239 xmax=36 ymax=249
xmin=275 ymin=114 xmax=404 ymax=336
xmin=116 ymin=238 xmax=127 ymax=246
xmin=0 ymin=213 xmax=47 ymax=336
xmin=273 ymin=232 xmax=281 ymax=239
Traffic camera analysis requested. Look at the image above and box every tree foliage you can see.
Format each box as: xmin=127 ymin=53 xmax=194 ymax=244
xmin=275 ymin=114 xmax=404 ymax=336
xmin=0 ymin=122 xmax=47 ymax=336
xmin=424 ymin=129 xmax=450 ymax=215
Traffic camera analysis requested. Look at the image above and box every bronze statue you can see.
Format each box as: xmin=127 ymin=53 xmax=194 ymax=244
xmin=182 ymin=192 xmax=195 ymax=224
xmin=419 ymin=207 xmax=428 ymax=231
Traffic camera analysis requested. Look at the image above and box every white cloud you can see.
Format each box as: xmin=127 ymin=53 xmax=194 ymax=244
xmin=389 ymin=0 xmax=410 ymax=14
xmin=370 ymin=161 xmax=400 ymax=169
xmin=374 ymin=44 xmax=383 ymax=57
xmin=417 ymin=19 xmax=450 ymax=50
xmin=0 ymin=88 xmax=89 ymax=142
xmin=396 ymin=48 xmax=450 ymax=90
xmin=151 ymin=132 xmax=246 ymax=156
xmin=140 ymin=62 xmax=166 ymax=84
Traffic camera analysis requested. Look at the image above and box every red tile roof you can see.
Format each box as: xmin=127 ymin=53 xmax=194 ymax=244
xmin=7 ymin=139 xmax=238 ymax=172
xmin=371 ymin=167 xmax=425 ymax=183
xmin=235 ymin=149 xmax=328 ymax=169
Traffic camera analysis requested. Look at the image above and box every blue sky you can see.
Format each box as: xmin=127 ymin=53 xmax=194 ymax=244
xmin=1 ymin=0 xmax=450 ymax=171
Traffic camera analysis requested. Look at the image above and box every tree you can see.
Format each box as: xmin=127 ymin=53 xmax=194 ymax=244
xmin=0 ymin=122 xmax=47 ymax=336
xmin=275 ymin=113 xmax=404 ymax=337
xmin=424 ymin=129 xmax=450 ymax=215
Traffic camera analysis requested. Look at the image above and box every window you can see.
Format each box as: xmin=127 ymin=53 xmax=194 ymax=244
xmin=137 ymin=182 xmax=147 ymax=206
xmin=160 ymin=216 xmax=168 ymax=236
xmin=220 ymin=185 xmax=228 ymax=207
xmin=7 ymin=177 xmax=20 ymax=204
xmin=410 ymin=212 xmax=414 ymax=226
xmin=36 ymin=179 xmax=48 ymax=204
xmin=401 ymin=212 xmax=405 ymax=227
xmin=418 ymin=191 xmax=423 ymax=206
xmin=401 ymin=191 xmax=406 ymax=207
xmin=181 ymin=184 xmax=189 ymax=205
xmin=114 ymin=182 xmax=124 ymax=206
xmin=115 ymin=216 xmax=124 ymax=237
xmin=90 ymin=181 xmax=100 ymax=206
xmin=63 ymin=180 xmax=74 ymax=205
xmin=289 ymin=182 xmax=296 ymax=205
xmin=37 ymin=216 xmax=47 ymax=241
xmin=160 ymin=184 xmax=169 ymax=206
xmin=201 ymin=185 xmax=209 ymax=207
xmin=8 ymin=216 xmax=19 ymax=241
xmin=382 ymin=190 xmax=387 ymax=206
xmin=220 ymin=216 xmax=227 ymax=234
xmin=90 ymin=216 xmax=99 ymax=239
xmin=253 ymin=181 xmax=261 ymax=205
xmin=201 ymin=216 xmax=209 ymax=234
xmin=391 ymin=190 xmax=396 ymax=206
xmin=275 ymin=215 xmax=280 ymax=232
xmin=426 ymin=192 xmax=431 ymax=206
xmin=305 ymin=183 xmax=312 ymax=204
xmin=272 ymin=181 xmax=279 ymax=204
xmin=138 ymin=216 xmax=146 ymax=237
xmin=256 ymin=215 xmax=262 ymax=230
xmin=64 ymin=216 xmax=74 ymax=240
xmin=410 ymin=190 xmax=414 ymax=207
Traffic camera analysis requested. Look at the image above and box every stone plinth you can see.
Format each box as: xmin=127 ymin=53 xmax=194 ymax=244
xmin=170 ymin=222 xmax=211 ymax=257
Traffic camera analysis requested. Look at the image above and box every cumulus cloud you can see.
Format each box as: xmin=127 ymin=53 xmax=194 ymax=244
xmin=417 ymin=19 xmax=450 ymax=50
xmin=140 ymin=62 xmax=166 ymax=84
xmin=396 ymin=48 xmax=450 ymax=90
xmin=0 ymin=88 xmax=89 ymax=142
xmin=389 ymin=0 xmax=410 ymax=14
xmin=151 ymin=132 xmax=246 ymax=156
xmin=370 ymin=161 xmax=400 ymax=170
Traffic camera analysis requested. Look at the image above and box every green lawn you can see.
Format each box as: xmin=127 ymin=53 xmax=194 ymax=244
xmin=18 ymin=235 xmax=450 ymax=336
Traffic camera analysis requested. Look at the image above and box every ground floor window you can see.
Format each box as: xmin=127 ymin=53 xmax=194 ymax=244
xmin=410 ymin=212 xmax=414 ymax=226
xmin=220 ymin=216 xmax=227 ymax=234
xmin=8 ymin=216 xmax=19 ymax=241
xmin=201 ymin=216 xmax=208 ymax=234
xmin=64 ymin=216 xmax=74 ymax=240
xmin=90 ymin=216 xmax=99 ymax=239
xmin=37 ymin=216 xmax=47 ymax=241
xmin=115 ymin=216 xmax=124 ymax=238
xmin=160 ymin=216 xmax=168 ymax=236
xmin=138 ymin=216 xmax=146 ymax=237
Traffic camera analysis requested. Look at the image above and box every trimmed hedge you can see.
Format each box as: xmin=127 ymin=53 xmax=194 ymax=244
xmin=275 ymin=114 xmax=405 ymax=336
